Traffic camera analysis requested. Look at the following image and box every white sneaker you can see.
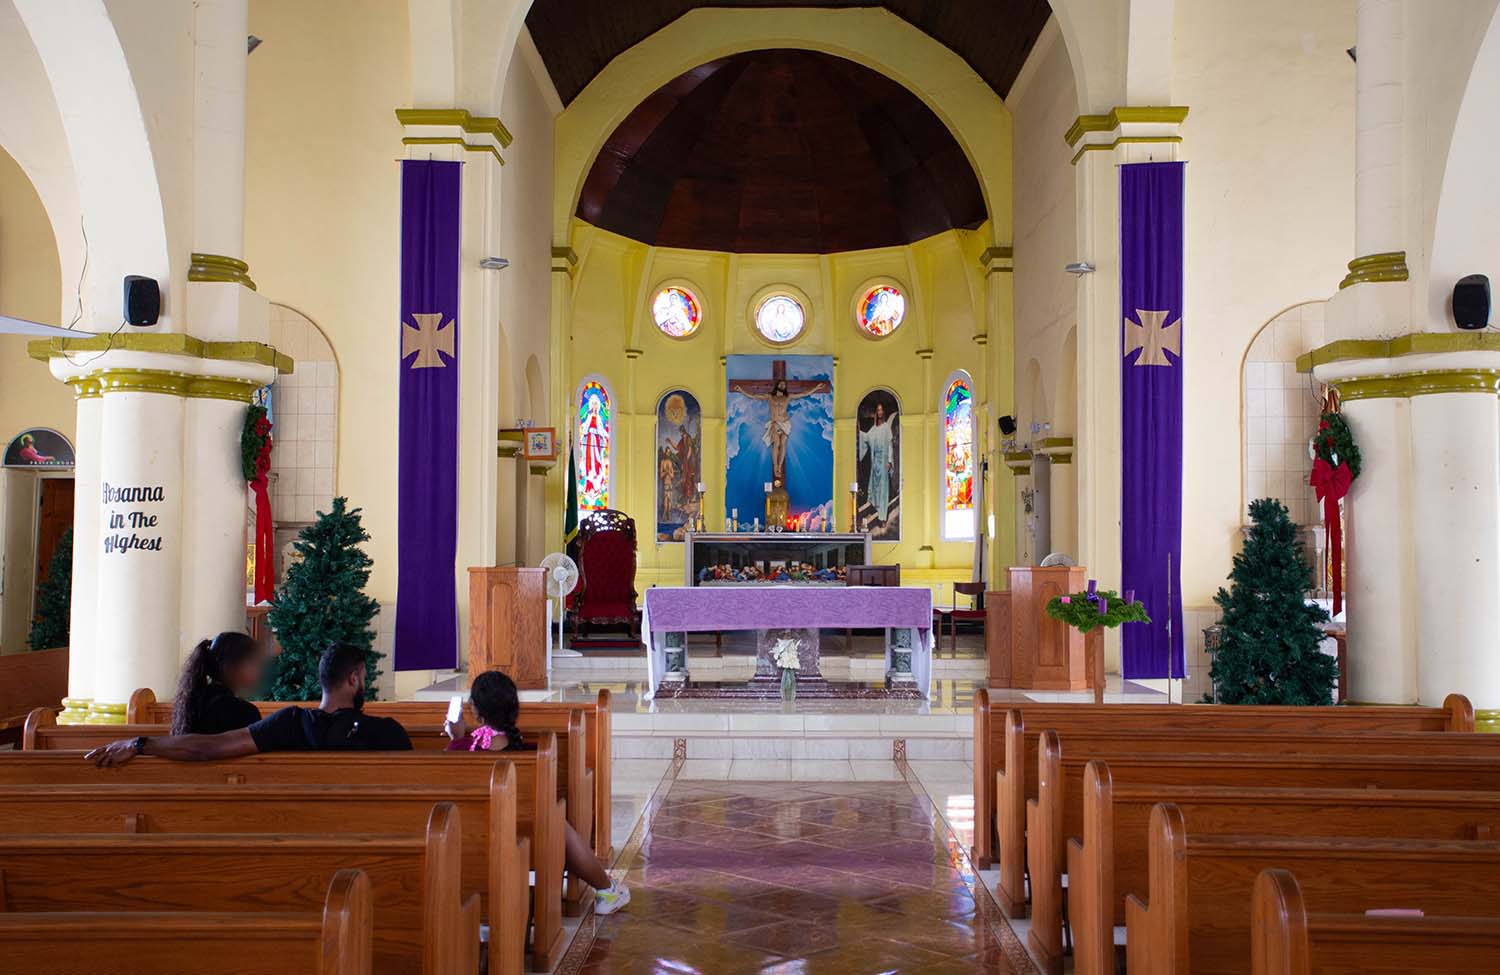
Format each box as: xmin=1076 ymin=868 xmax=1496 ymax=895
xmin=595 ymin=884 xmax=630 ymax=915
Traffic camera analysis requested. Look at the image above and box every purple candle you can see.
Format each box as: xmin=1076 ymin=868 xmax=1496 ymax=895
xmin=1098 ymin=598 xmax=1108 ymax=616
xmin=1124 ymin=589 xmax=1135 ymax=605
xmin=1087 ymin=579 xmax=1097 ymax=596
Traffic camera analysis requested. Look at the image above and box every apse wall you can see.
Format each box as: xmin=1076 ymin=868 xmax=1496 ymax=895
xmin=565 ymin=220 xmax=994 ymax=597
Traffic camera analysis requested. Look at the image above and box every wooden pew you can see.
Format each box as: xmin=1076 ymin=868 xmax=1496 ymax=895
xmin=126 ymin=687 xmax=615 ymax=862
xmin=0 ymin=646 xmax=67 ymax=747
xmin=25 ymin=703 xmax=600 ymax=915
xmin=0 ymin=867 xmax=373 ymax=975
xmin=0 ymin=747 xmax=553 ymax=973
xmin=0 ymin=803 xmax=477 ymax=975
xmin=1125 ymin=802 xmax=1500 ymax=974
xmin=1068 ymin=760 xmax=1500 ymax=975
xmin=993 ymin=706 xmax=1496 ymax=920
xmin=1020 ymin=734 xmax=1500 ymax=973
xmin=1251 ymin=868 xmax=1500 ymax=975
xmin=969 ymin=688 xmax=1474 ymax=870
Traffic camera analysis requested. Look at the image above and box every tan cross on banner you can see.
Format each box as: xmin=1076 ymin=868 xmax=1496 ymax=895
xmin=402 ymin=312 xmax=454 ymax=369
xmin=1124 ymin=309 xmax=1181 ymax=367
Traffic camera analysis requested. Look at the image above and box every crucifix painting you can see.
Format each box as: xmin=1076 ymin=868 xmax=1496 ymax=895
xmin=725 ymin=355 xmax=834 ymax=527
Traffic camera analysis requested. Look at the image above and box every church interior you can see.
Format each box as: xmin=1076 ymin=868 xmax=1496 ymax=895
xmin=3 ymin=0 xmax=1500 ymax=972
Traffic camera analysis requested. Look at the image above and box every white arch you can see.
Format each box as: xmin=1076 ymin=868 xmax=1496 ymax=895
xmin=1428 ymin=1 xmax=1500 ymax=326
xmin=13 ymin=0 xmax=171 ymax=329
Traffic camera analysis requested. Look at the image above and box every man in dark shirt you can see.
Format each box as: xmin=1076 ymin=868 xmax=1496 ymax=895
xmin=87 ymin=643 xmax=410 ymax=766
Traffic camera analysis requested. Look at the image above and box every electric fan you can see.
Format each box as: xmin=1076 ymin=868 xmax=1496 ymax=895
xmin=540 ymin=551 xmax=580 ymax=654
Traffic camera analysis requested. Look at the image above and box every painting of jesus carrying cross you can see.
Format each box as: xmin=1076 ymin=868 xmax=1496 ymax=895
xmin=726 ymin=355 xmax=835 ymax=528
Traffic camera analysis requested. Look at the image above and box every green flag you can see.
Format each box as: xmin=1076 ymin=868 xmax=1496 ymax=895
xmin=564 ymin=434 xmax=579 ymax=543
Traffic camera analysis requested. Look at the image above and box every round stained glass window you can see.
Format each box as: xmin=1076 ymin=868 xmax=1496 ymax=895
xmin=857 ymin=285 xmax=905 ymax=337
xmin=652 ymin=287 xmax=701 ymax=338
xmin=754 ymin=294 xmax=806 ymax=344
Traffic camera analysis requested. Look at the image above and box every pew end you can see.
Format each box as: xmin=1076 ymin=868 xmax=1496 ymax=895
xmin=996 ymin=707 xmax=1028 ymax=917
xmin=489 ymin=761 xmax=529 ymax=975
xmin=972 ymin=688 xmax=993 ymax=867
xmin=20 ymin=706 xmax=56 ymax=749
xmin=1444 ymin=692 xmax=1476 ymax=733
xmin=1025 ymin=729 xmax=1065 ymax=975
xmin=1124 ymin=802 xmax=1188 ymax=975
xmin=1070 ymin=760 xmax=1115 ymax=975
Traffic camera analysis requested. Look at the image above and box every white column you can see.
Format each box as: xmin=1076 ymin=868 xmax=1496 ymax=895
xmin=93 ymin=388 xmax=187 ymax=715
xmin=1339 ymin=394 xmax=1418 ymax=702
xmin=179 ymin=396 xmax=252 ymax=660
xmin=64 ymin=387 xmax=102 ymax=714
xmin=1410 ymin=391 xmax=1500 ymax=708
xmin=1073 ymin=148 xmax=1124 ymax=670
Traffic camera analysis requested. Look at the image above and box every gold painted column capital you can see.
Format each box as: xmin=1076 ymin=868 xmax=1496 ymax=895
xmin=397 ymin=108 xmax=511 ymax=165
xmin=1065 ymin=106 xmax=1189 ymax=165
xmin=1338 ymin=251 xmax=1409 ymax=290
xmin=188 ymin=253 xmax=256 ymax=290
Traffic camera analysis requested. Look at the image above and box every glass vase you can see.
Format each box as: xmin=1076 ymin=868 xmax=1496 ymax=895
xmin=780 ymin=667 xmax=797 ymax=702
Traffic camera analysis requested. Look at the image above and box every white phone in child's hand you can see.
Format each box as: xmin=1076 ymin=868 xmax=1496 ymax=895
xmin=446 ymin=695 xmax=463 ymax=724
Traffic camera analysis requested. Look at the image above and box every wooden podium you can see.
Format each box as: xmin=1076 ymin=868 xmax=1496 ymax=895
xmin=467 ymin=567 xmax=548 ymax=690
xmin=985 ymin=565 xmax=1096 ymax=693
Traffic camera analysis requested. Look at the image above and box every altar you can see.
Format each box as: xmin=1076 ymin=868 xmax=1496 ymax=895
xmin=641 ymin=585 xmax=935 ymax=699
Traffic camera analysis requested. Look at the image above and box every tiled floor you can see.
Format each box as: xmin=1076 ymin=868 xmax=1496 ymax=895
xmin=571 ymin=777 xmax=1037 ymax=974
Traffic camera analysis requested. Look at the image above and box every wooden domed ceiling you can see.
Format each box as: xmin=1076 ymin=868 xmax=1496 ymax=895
xmin=525 ymin=1 xmax=1054 ymax=106
xmin=575 ymin=50 xmax=990 ymax=254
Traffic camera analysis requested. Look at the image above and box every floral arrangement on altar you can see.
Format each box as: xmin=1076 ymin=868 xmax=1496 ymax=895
xmin=1046 ymin=579 xmax=1151 ymax=633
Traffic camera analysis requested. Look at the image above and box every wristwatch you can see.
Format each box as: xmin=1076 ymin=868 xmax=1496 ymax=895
xmin=133 ymin=736 xmax=149 ymax=755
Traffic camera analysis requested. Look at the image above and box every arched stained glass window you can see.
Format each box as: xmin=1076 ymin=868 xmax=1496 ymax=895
xmin=857 ymin=285 xmax=905 ymax=337
xmin=577 ymin=379 xmax=612 ymax=513
xmin=652 ymin=287 xmax=701 ymax=338
xmin=943 ymin=374 xmax=975 ymax=540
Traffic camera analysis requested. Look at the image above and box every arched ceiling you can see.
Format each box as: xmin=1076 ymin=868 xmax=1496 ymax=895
xmin=526 ymin=1 xmax=1054 ymax=105
xmin=575 ymin=49 xmax=988 ymax=253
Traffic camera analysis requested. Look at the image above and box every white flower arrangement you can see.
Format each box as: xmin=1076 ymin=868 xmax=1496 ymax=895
xmin=771 ymin=638 xmax=801 ymax=671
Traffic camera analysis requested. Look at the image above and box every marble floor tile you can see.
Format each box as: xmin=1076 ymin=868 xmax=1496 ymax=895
xmin=567 ymin=776 xmax=1038 ymax=974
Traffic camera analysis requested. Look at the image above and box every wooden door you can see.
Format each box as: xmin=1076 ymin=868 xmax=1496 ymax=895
xmin=33 ymin=478 xmax=74 ymax=597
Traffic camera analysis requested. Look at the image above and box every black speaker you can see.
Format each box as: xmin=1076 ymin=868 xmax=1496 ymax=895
xmin=1454 ymin=274 xmax=1491 ymax=330
xmin=123 ymin=275 xmax=160 ymax=327
xmin=998 ymin=415 xmax=1017 ymax=436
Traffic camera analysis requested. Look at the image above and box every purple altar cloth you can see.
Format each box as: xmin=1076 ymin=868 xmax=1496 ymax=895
xmin=641 ymin=585 xmax=934 ymax=699
xmin=644 ymin=585 xmax=932 ymax=632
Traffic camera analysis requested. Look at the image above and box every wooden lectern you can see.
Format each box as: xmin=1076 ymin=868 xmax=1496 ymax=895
xmin=467 ymin=567 xmax=548 ymax=690
xmin=985 ymin=565 xmax=1096 ymax=693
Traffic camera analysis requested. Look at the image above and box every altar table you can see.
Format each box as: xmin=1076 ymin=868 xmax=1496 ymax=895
xmin=641 ymin=585 xmax=935 ymax=699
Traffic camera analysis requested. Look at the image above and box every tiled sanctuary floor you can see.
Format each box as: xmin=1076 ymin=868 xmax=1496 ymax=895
xmin=571 ymin=777 xmax=1037 ymax=975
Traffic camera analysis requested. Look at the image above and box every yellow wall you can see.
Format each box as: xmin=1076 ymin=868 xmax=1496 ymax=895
xmin=243 ymin=0 xmax=410 ymax=602
xmin=1173 ymin=0 xmax=1354 ymax=603
xmin=564 ymin=221 xmax=1005 ymax=600
xmin=0 ymin=145 xmax=73 ymax=446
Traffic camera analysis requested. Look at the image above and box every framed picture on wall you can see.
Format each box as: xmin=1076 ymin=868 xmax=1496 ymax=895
xmin=523 ymin=427 xmax=557 ymax=461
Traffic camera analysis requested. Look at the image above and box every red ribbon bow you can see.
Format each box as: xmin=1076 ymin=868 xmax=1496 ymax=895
xmin=1309 ymin=457 xmax=1353 ymax=616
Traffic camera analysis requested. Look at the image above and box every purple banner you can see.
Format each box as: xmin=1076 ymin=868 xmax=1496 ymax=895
xmin=394 ymin=160 xmax=461 ymax=670
xmin=1120 ymin=161 xmax=1185 ymax=679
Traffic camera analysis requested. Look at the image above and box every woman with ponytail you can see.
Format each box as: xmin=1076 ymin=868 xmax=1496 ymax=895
xmin=171 ymin=632 xmax=267 ymax=735
xmin=444 ymin=669 xmax=630 ymax=914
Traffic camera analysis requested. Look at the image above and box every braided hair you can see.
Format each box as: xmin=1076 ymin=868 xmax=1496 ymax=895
xmin=468 ymin=670 xmax=525 ymax=751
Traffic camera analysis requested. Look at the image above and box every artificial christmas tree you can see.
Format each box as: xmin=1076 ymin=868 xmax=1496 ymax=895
xmin=1210 ymin=498 xmax=1337 ymax=705
xmin=27 ymin=528 xmax=72 ymax=650
xmin=266 ymin=497 xmax=382 ymax=700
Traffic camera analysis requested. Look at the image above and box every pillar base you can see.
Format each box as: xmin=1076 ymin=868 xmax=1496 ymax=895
xmin=57 ymin=698 xmax=93 ymax=725
xmin=84 ymin=701 xmax=128 ymax=725
xmin=1478 ymin=709 xmax=1500 ymax=735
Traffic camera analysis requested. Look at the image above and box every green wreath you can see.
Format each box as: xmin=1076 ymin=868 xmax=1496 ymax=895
xmin=1046 ymin=590 xmax=1151 ymax=633
xmin=1312 ymin=411 xmax=1361 ymax=480
xmin=241 ymin=404 xmax=272 ymax=482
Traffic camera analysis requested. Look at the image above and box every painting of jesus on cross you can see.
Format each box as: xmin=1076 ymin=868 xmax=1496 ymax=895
xmin=726 ymin=355 xmax=834 ymax=527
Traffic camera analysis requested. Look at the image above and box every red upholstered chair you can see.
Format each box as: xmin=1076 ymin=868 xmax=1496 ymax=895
xmin=574 ymin=509 xmax=641 ymax=639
